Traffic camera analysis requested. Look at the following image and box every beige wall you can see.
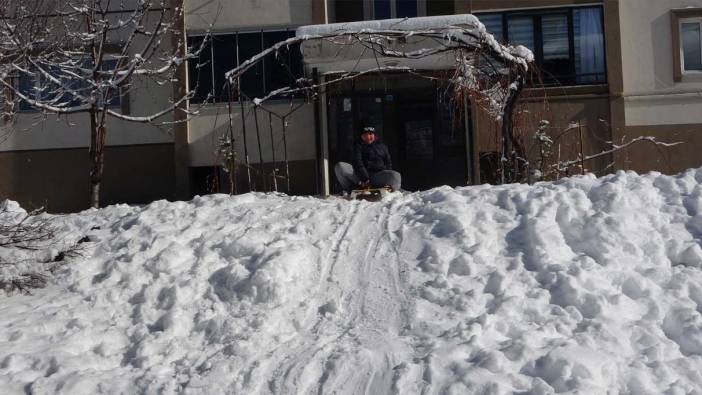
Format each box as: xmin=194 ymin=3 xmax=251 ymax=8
xmin=613 ymin=0 xmax=702 ymax=174
xmin=619 ymin=0 xmax=702 ymax=126
xmin=187 ymin=101 xmax=316 ymax=167
xmin=1 ymin=112 xmax=174 ymax=152
xmin=185 ymin=0 xmax=316 ymax=32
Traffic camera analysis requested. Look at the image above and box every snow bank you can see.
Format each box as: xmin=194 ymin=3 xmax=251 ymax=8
xmin=2 ymin=169 xmax=702 ymax=394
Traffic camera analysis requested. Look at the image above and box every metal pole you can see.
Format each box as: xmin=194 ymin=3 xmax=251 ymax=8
xmin=239 ymin=96 xmax=252 ymax=191
xmin=226 ymin=83 xmax=238 ymax=195
xmin=312 ymin=68 xmax=321 ymax=195
xmin=253 ymin=105 xmax=267 ymax=191
xmin=579 ymin=122 xmax=586 ymax=175
xmin=268 ymin=112 xmax=278 ymax=192
xmin=282 ymin=117 xmax=291 ymax=193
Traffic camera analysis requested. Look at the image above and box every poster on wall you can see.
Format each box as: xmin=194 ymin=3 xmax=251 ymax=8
xmin=405 ymin=120 xmax=434 ymax=160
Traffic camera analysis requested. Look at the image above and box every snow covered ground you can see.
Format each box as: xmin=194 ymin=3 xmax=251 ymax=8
xmin=2 ymin=169 xmax=702 ymax=394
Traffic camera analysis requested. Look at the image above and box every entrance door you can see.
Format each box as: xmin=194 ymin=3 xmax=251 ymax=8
xmin=327 ymin=78 xmax=469 ymax=192
xmin=396 ymin=91 xmax=467 ymax=191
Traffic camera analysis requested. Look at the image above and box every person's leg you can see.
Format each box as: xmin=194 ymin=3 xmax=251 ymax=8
xmin=334 ymin=162 xmax=359 ymax=192
xmin=370 ymin=170 xmax=401 ymax=191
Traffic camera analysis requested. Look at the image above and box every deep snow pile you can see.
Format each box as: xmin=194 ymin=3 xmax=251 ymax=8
xmin=2 ymin=169 xmax=702 ymax=394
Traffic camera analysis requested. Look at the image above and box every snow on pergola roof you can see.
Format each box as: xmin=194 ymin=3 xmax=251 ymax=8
xmin=225 ymin=13 xmax=535 ymax=123
xmin=225 ymin=14 xmax=533 ymax=85
xmin=295 ymin=14 xmax=485 ymax=36
xmin=294 ymin=14 xmax=534 ymax=73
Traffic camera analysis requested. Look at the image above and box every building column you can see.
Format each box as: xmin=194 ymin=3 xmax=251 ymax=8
xmin=312 ymin=0 xmax=328 ymax=24
xmin=604 ymin=0 xmax=626 ymax=170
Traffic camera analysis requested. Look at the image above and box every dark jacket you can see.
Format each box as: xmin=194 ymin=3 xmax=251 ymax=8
xmin=352 ymin=140 xmax=392 ymax=181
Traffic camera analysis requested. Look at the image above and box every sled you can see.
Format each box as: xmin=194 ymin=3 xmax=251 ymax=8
xmin=349 ymin=187 xmax=391 ymax=202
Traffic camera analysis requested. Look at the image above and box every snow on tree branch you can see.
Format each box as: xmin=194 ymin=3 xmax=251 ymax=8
xmin=552 ymin=136 xmax=684 ymax=173
xmin=0 ymin=0 xmax=211 ymax=208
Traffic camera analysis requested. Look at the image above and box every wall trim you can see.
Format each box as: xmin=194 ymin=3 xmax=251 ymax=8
xmin=523 ymin=84 xmax=609 ymax=98
xmin=0 ymin=142 xmax=174 ymax=155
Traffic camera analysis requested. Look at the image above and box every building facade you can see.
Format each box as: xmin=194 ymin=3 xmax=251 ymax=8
xmin=0 ymin=2 xmax=179 ymax=213
xmin=616 ymin=0 xmax=702 ymax=173
xmin=2 ymin=0 xmax=702 ymax=212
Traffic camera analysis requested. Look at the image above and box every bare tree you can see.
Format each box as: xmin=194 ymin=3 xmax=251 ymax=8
xmin=0 ymin=0 xmax=205 ymax=208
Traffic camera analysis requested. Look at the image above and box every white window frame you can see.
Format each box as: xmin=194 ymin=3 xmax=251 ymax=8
xmin=363 ymin=0 xmax=427 ymax=20
xmin=680 ymin=17 xmax=702 ymax=75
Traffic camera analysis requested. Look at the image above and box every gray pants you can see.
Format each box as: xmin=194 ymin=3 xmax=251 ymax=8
xmin=334 ymin=162 xmax=401 ymax=192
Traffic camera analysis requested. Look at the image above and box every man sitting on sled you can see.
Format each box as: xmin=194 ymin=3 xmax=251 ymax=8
xmin=334 ymin=126 xmax=401 ymax=194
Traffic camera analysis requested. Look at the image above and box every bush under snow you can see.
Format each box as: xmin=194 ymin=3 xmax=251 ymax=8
xmin=2 ymin=169 xmax=702 ymax=394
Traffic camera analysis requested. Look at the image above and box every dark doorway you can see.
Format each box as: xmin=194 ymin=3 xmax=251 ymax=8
xmin=327 ymin=75 xmax=470 ymax=192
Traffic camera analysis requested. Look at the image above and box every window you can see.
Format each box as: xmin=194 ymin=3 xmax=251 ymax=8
xmin=507 ymin=16 xmax=535 ymax=50
xmin=681 ymin=19 xmax=702 ymax=72
xmin=17 ymin=72 xmax=37 ymax=112
xmin=375 ymin=0 xmax=392 ymax=19
xmin=477 ymin=6 xmax=606 ymax=86
xmin=235 ymin=32 xmax=263 ymax=99
xmin=332 ymin=0 xmax=425 ymax=22
xmin=98 ymin=59 xmax=123 ymax=108
xmin=396 ymin=0 xmax=419 ymax=18
xmin=334 ymin=0 xmax=364 ymax=22
xmin=671 ymin=8 xmax=702 ymax=81
xmin=17 ymin=58 xmax=122 ymax=112
xmin=371 ymin=0 xmax=420 ymax=19
xmin=187 ymin=30 xmax=304 ymax=104
xmin=187 ymin=36 xmax=213 ymax=103
xmin=573 ymin=7 xmax=606 ymax=84
xmin=479 ymin=14 xmax=504 ymax=42
xmin=426 ymin=0 xmax=454 ymax=17
xmin=540 ymin=14 xmax=570 ymax=82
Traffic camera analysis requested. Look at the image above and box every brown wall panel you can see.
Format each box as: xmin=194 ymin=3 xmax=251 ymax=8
xmin=472 ymin=95 xmax=613 ymax=183
xmin=190 ymin=159 xmax=318 ymax=197
xmin=0 ymin=149 xmax=90 ymax=213
xmin=619 ymin=124 xmax=702 ymax=175
xmin=235 ymin=160 xmax=318 ymax=195
xmin=527 ymin=97 xmax=613 ymax=178
xmin=102 ymin=144 xmax=176 ymax=207
xmin=0 ymin=144 xmax=175 ymax=213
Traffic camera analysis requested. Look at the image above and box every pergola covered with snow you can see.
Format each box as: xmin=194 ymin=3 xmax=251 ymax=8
xmin=225 ymin=14 xmax=535 ymax=192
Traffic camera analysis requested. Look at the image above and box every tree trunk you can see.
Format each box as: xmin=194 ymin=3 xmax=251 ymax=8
xmin=89 ymin=109 xmax=107 ymax=208
xmin=501 ymin=75 xmax=525 ymax=184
